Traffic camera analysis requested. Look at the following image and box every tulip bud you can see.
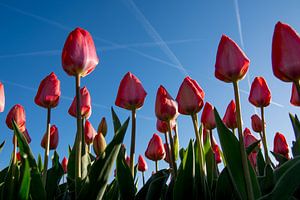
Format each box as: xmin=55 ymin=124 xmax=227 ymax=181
xmin=41 ymin=125 xmax=59 ymax=150
xmin=164 ymin=143 xmax=171 ymax=164
xmin=243 ymin=128 xmax=260 ymax=153
xmin=97 ymin=117 xmax=107 ymax=137
xmin=62 ymin=27 xmax=99 ymax=77
xmin=201 ymin=102 xmax=216 ymax=130
xmin=272 ymin=22 xmax=300 ymax=82
xmin=176 ymin=76 xmax=205 ymax=115
xmin=0 ymin=82 xmax=5 ymax=112
xmin=222 ymin=100 xmax=237 ymax=129
xmin=138 ymin=155 xmax=148 ymax=172
xmin=34 ymin=72 xmax=61 ymax=108
xmin=68 ymin=86 xmax=92 ymax=119
xmin=115 ymin=72 xmax=147 ymax=110
xmin=84 ymin=120 xmax=96 ymax=145
xmin=248 ymin=77 xmax=271 ymax=107
xmin=93 ymin=133 xmax=106 ymax=156
xmin=251 ymin=114 xmax=264 ymax=133
xmin=215 ymin=34 xmax=250 ymax=83
xmin=211 ymin=137 xmax=222 ymax=164
xmin=156 ymin=119 xmax=176 ymax=134
xmin=273 ymin=132 xmax=289 ymax=159
xmin=62 ymin=157 xmax=68 ymax=173
xmin=290 ymin=83 xmax=300 ymax=106
xmin=145 ymin=133 xmax=165 ymax=161
xmin=155 ymin=85 xmax=178 ymax=121
xmin=6 ymin=104 xmax=26 ymax=132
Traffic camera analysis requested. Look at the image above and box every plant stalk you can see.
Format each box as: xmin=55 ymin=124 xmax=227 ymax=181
xmin=260 ymin=107 xmax=270 ymax=164
xmin=13 ymin=134 xmax=17 ymax=164
xmin=164 ymin=132 xmax=172 ymax=169
xmin=142 ymin=172 xmax=145 ymax=186
xmin=155 ymin=160 xmax=158 ymax=173
xmin=130 ymin=109 xmax=136 ymax=177
xmin=167 ymin=120 xmax=177 ymax=177
xmin=42 ymin=107 xmax=51 ymax=186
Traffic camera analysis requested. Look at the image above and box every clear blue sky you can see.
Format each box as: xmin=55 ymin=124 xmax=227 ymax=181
xmin=0 ymin=0 xmax=300 ymax=185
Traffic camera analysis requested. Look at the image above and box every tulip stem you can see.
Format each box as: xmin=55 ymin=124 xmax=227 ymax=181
xmin=167 ymin=120 xmax=177 ymax=178
xmin=260 ymin=107 xmax=270 ymax=164
xmin=164 ymin=132 xmax=172 ymax=169
xmin=12 ymin=134 xmax=17 ymax=164
xmin=42 ymin=107 xmax=51 ymax=187
xmin=233 ymin=81 xmax=254 ymax=200
xmin=232 ymin=128 xmax=235 ymax=136
xmin=155 ymin=161 xmax=158 ymax=172
xmin=142 ymin=172 xmax=145 ymax=186
xmin=130 ymin=109 xmax=136 ymax=177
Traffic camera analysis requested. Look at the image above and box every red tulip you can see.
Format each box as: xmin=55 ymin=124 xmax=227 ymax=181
xmin=97 ymin=117 xmax=107 ymax=137
xmin=0 ymin=82 xmax=5 ymax=112
xmin=176 ymin=76 xmax=205 ymax=115
xmin=62 ymin=157 xmax=68 ymax=173
xmin=93 ymin=133 xmax=106 ymax=156
xmin=272 ymin=22 xmax=300 ymax=82
xmin=273 ymin=132 xmax=289 ymax=159
xmin=34 ymin=72 xmax=61 ymax=108
xmin=222 ymin=100 xmax=237 ymax=129
xmin=248 ymin=152 xmax=257 ymax=169
xmin=115 ymin=72 xmax=147 ymax=110
xmin=145 ymin=133 xmax=165 ymax=161
xmin=16 ymin=152 xmax=21 ymax=162
xmin=155 ymin=85 xmax=178 ymax=121
xmin=201 ymin=102 xmax=216 ymax=130
xmin=41 ymin=125 xmax=59 ymax=150
xmin=164 ymin=143 xmax=171 ymax=164
xmin=215 ymin=35 xmax=250 ymax=83
xmin=243 ymin=128 xmax=260 ymax=153
xmin=6 ymin=104 xmax=26 ymax=132
xmin=248 ymin=77 xmax=271 ymax=107
xmin=138 ymin=155 xmax=148 ymax=172
xmin=251 ymin=114 xmax=264 ymax=133
xmin=211 ymin=136 xmax=222 ymax=164
xmin=68 ymin=86 xmax=92 ymax=119
xmin=156 ymin=119 xmax=176 ymax=134
xmin=62 ymin=27 xmax=99 ymax=77
xmin=290 ymin=83 xmax=300 ymax=106
xmin=84 ymin=120 xmax=96 ymax=145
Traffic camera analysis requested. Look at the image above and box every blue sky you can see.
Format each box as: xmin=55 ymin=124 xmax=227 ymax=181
xmin=0 ymin=0 xmax=300 ymax=186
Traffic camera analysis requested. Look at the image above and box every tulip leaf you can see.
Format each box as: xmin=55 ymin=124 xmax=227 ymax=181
xmin=103 ymin=180 xmax=120 ymax=200
xmin=206 ymin=146 xmax=218 ymax=193
xmin=0 ymin=167 xmax=8 ymax=184
xmin=258 ymin=164 xmax=274 ymax=195
xmin=289 ymin=113 xmax=300 ymax=139
xmin=174 ymin=134 xmax=179 ymax=161
xmin=246 ymin=140 xmax=261 ymax=155
xmin=179 ymin=148 xmax=186 ymax=161
xmin=270 ymin=151 xmax=289 ymax=166
xmin=274 ymin=156 xmax=300 ymax=181
xmin=19 ymin=158 xmax=30 ymax=200
xmin=0 ymin=141 xmax=5 ymax=154
xmin=173 ymin=140 xmax=195 ymax=200
xmin=111 ymin=107 xmax=121 ymax=134
xmin=215 ymin=167 xmax=237 ymax=200
xmin=12 ymin=120 xmax=46 ymax=200
xmin=214 ymin=109 xmax=261 ymax=199
xmin=37 ymin=154 xmax=43 ymax=173
xmin=257 ymin=150 xmax=266 ymax=176
xmin=1 ymin=160 xmax=19 ymax=200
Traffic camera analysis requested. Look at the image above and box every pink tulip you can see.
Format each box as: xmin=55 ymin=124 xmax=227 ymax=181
xmin=68 ymin=86 xmax=92 ymax=119
xmin=251 ymin=114 xmax=264 ymax=133
xmin=84 ymin=120 xmax=96 ymax=145
xmin=138 ymin=155 xmax=148 ymax=172
xmin=248 ymin=77 xmax=271 ymax=107
xmin=156 ymin=119 xmax=176 ymax=134
xmin=201 ymin=102 xmax=216 ymax=130
xmin=62 ymin=157 xmax=68 ymax=173
xmin=155 ymin=85 xmax=178 ymax=121
xmin=273 ymin=132 xmax=289 ymax=160
xmin=41 ymin=125 xmax=59 ymax=150
xmin=145 ymin=133 xmax=165 ymax=161
xmin=0 ymin=82 xmax=5 ymax=112
xmin=93 ymin=133 xmax=106 ymax=156
xmin=6 ymin=104 xmax=26 ymax=132
xmin=222 ymin=100 xmax=237 ymax=129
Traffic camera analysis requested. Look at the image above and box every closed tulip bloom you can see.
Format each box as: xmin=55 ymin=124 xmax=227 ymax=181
xmin=215 ymin=35 xmax=250 ymax=83
xmin=273 ymin=132 xmax=289 ymax=159
xmin=0 ymin=83 xmax=5 ymax=112
xmin=222 ymin=100 xmax=237 ymax=129
xmin=156 ymin=119 xmax=176 ymax=134
xmin=97 ymin=117 xmax=107 ymax=137
xmin=243 ymin=128 xmax=260 ymax=153
xmin=34 ymin=72 xmax=61 ymax=108
xmin=176 ymin=76 xmax=205 ymax=115
xmin=93 ymin=133 xmax=106 ymax=156
xmin=115 ymin=72 xmax=147 ymax=110
xmin=6 ymin=104 xmax=26 ymax=132
xmin=201 ymin=102 xmax=216 ymax=130
xmin=145 ymin=133 xmax=165 ymax=161
xmin=84 ymin=120 xmax=96 ymax=145
xmin=164 ymin=143 xmax=171 ymax=164
xmin=211 ymin=137 xmax=222 ymax=164
xmin=138 ymin=155 xmax=148 ymax=172
xmin=248 ymin=152 xmax=258 ymax=168
xmin=62 ymin=27 xmax=99 ymax=77
xmin=155 ymin=85 xmax=178 ymax=121
xmin=251 ymin=114 xmax=264 ymax=133
xmin=290 ymin=83 xmax=300 ymax=106
xmin=62 ymin=157 xmax=68 ymax=173
xmin=272 ymin=22 xmax=300 ymax=82
xmin=41 ymin=125 xmax=59 ymax=150
xmin=68 ymin=86 xmax=92 ymax=119
xmin=249 ymin=77 xmax=271 ymax=107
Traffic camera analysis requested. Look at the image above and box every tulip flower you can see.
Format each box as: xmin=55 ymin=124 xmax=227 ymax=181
xmin=215 ymin=34 xmax=254 ymax=199
xmin=211 ymin=137 xmax=222 ymax=164
xmin=84 ymin=120 xmax=96 ymax=154
xmin=16 ymin=152 xmax=21 ymax=162
xmin=273 ymin=132 xmax=289 ymax=160
xmin=145 ymin=133 xmax=165 ymax=172
xmin=138 ymin=155 xmax=148 ymax=185
xmin=62 ymin=157 xmax=68 ymax=174
xmin=156 ymin=119 xmax=176 ymax=134
xmin=41 ymin=125 xmax=59 ymax=150
xmin=97 ymin=117 xmax=107 ymax=137
xmin=176 ymin=76 xmax=205 ymax=115
xmin=290 ymin=83 xmax=300 ymax=106
xmin=251 ymin=114 xmax=264 ymax=133
xmin=243 ymin=128 xmax=260 ymax=153
xmin=93 ymin=132 xmax=106 ymax=157
xmin=201 ymin=102 xmax=216 ymax=130
xmin=164 ymin=143 xmax=171 ymax=164
xmin=0 ymin=82 xmax=5 ymax=112
xmin=223 ymin=100 xmax=237 ymax=132
xmin=115 ymin=72 xmax=147 ymax=176
xmin=249 ymin=77 xmax=271 ymax=107
xmin=68 ymin=86 xmax=92 ymax=119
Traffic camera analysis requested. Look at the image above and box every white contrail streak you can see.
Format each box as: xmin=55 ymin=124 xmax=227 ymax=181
xmin=124 ymin=0 xmax=189 ymax=76
xmin=0 ymin=50 xmax=61 ymax=59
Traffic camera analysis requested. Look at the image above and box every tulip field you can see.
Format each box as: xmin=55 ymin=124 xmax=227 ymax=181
xmin=2 ymin=3 xmax=300 ymax=199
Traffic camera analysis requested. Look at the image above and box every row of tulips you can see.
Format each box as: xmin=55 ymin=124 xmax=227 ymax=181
xmin=0 ymin=20 xmax=300 ymax=200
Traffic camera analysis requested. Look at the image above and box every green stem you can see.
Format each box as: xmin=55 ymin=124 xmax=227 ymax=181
xmin=42 ymin=107 xmax=51 ymax=187
xmin=13 ymin=134 xmax=17 ymax=164
xmin=167 ymin=120 xmax=177 ymax=177
xmin=155 ymin=161 xmax=158 ymax=173
xmin=130 ymin=109 xmax=136 ymax=177
xmin=164 ymin=132 xmax=172 ymax=169
xmin=232 ymin=128 xmax=235 ymax=135
xmin=142 ymin=172 xmax=145 ymax=186
xmin=260 ymin=107 xmax=270 ymax=164
xmin=233 ymin=81 xmax=254 ymax=200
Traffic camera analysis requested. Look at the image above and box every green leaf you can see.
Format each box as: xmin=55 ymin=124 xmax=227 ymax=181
xmin=206 ymin=146 xmax=218 ymax=192
xmin=0 ymin=141 xmax=5 ymax=154
xmin=111 ymin=107 xmax=121 ymax=134
xmin=179 ymin=148 xmax=186 ymax=161
xmin=173 ymin=140 xmax=195 ymax=200
xmin=292 ymin=138 xmax=300 ymax=157
xmin=271 ymin=151 xmax=289 ymax=166
xmin=274 ymin=156 xmax=300 ymax=181
xmin=257 ymin=150 xmax=266 ymax=176
xmin=246 ymin=140 xmax=261 ymax=155
xmin=37 ymin=154 xmax=43 ymax=173
xmin=215 ymin=167 xmax=237 ymax=200
xmin=289 ymin=113 xmax=300 ymax=139
xmin=0 ymin=167 xmax=8 ymax=183
xmin=174 ymin=134 xmax=179 ymax=161
xmin=258 ymin=164 xmax=274 ymax=195
xmin=1 ymin=161 xmax=19 ymax=200
xmin=214 ymin=109 xmax=261 ymax=199
xmin=19 ymin=158 xmax=30 ymax=200
xmin=103 ymin=180 xmax=120 ymax=200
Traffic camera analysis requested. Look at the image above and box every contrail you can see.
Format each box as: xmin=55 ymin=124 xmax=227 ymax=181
xmin=0 ymin=50 xmax=60 ymax=59
xmin=124 ymin=0 xmax=189 ymax=76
